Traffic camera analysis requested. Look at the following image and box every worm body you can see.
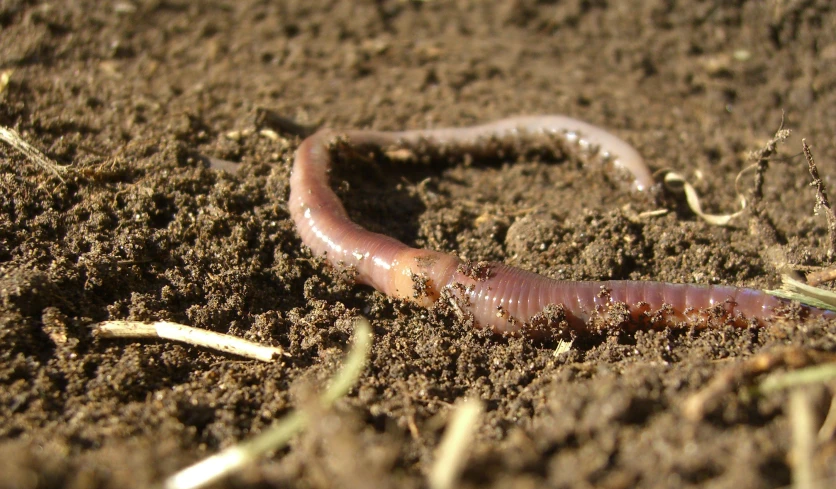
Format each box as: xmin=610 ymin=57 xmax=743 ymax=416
xmin=289 ymin=116 xmax=830 ymax=334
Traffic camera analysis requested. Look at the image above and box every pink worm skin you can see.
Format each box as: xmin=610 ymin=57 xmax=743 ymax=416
xmin=289 ymin=116 xmax=830 ymax=334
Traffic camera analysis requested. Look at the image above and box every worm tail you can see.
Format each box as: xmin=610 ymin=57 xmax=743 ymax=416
xmin=448 ymin=263 xmax=832 ymax=334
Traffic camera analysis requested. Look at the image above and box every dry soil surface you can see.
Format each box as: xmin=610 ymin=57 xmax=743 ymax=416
xmin=2 ymin=1 xmax=836 ymax=488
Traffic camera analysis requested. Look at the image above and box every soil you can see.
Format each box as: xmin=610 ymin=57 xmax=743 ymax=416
xmin=2 ymin=1 xmax=836 ymax=488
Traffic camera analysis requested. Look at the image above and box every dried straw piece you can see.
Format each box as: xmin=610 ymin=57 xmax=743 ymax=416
xmin=0 ymin=126 xmax=68 ymax=181
xmin=92 ymin=320 xmax=286 ymax=362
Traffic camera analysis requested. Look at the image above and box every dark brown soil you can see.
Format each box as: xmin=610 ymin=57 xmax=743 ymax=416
xmin=2 ymin=1 xmax=836 ymax=488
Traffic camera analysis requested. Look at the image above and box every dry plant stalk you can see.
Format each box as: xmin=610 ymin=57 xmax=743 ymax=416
xmin=92 ymin=320 xmax=286 ymax=362
xmin=0 ymin=126 xmax=68 ymax=181
xmin=682 ymin=347 xmax=836 ymax=421
xmin=429 ymin=398 xmax=484 ymax=489
xmin=802 ymin=139 xmax=836 ymax=260
xmin=163 ymin=317 xmax=373 ymax=489
xmin=749 ymin=124 xmax=790 ymax=201
xmin=746 ymin=123 xmax=790 ymax=245
xmin=789 ymin=388 xmax=819 ymax=489
xmin=806 ymin=266 xmax=836 ymax=287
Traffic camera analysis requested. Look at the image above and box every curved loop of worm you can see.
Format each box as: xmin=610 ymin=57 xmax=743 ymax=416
xmin=288 ymin=116 xmax=832 ymax=335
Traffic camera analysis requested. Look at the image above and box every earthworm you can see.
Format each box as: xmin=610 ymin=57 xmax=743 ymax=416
xmin=288 ymin=116 xmax=830 ymax=334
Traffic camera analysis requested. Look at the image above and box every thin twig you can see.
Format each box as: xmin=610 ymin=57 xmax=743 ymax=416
xmin=92 ymin=320 xmax=287 ymax=362
xmin=163 ymin=317 xmax=373 ymax=489
xmin=0 ymin=125 xmax=68 ymax=181
xmin=806 ymin=265 xmax=836 ymax=287
xmin=747 ymin=119 xmax=790 ymax=244
xmin=682 ymin=347 xmax=836 ymax=421
xmin=802 ymin=139 xmax=836 ymax=259
xmin=750 ymin=115 xmax=789 ymax=201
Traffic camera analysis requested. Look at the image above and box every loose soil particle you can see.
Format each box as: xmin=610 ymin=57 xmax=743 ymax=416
xmin=1 ymin=1 xmax=836 ymax=488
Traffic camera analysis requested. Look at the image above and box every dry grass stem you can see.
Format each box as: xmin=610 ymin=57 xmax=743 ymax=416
xmin=0 ymin=70 xmax=12 ymax=95
xmin=662 ymin=169 xmax=747 ymax=226
xmin=429 ymin=398 xmax=484 ymax=489
xmin=553 ymin=338 xmax=574 ymax=357
xmin=818 ymin=394 xmax=836 ymax=443
xmin=746 ymin=121 xmax=790 ymax=245
xmin=765 ymin=275 xmax=836 ymax=312
xmin=802 ymin=139 xmax=836 ymax=259
xmin=682 ymin=347 xmax=836 ymax=421
xmin=790 ymin=389 xmax=819 ymax=489
xmin=92 ymin=320 xmax=287 ymax=362
xmin=0 ymin=126 xmax=68 ymax=181
xmin=806 ymin=266 xmax=836 ymax=287
xmin=748 ymin=123 xmax=790 ymax=202
xmin=164 ymin=317 xmax=373 ymax=489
